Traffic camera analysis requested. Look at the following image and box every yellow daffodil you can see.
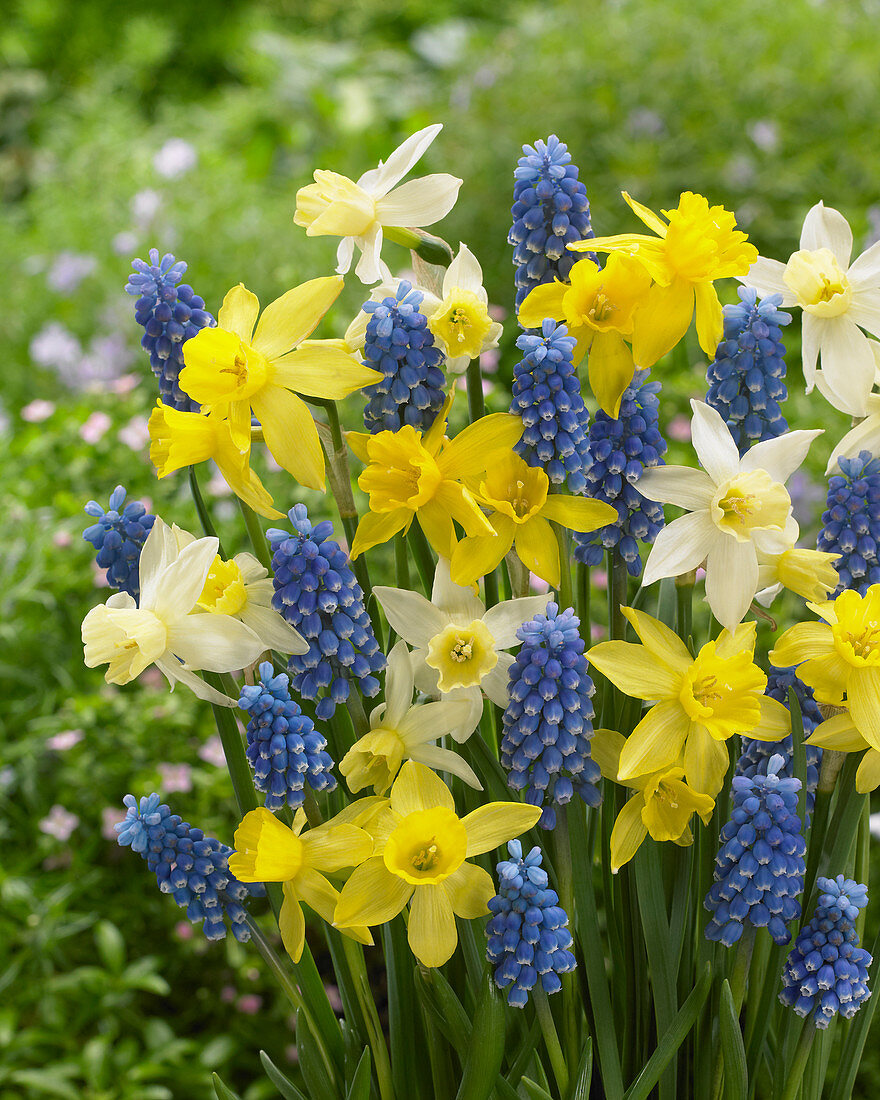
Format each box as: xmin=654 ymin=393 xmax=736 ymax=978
xmin=755 ymin=545 xmax=840 ymax=607
xmin=427 ymin=243 xmax=502 ymax=373
xmin=294 ymin=125 xmax=462 ymax=284
xmin=806 ymin=710 xmax=880 ymax=793
xmin=590 ymin=728 xmax=714 ymax=871
xmin=178 ymin=279 xmax=381 ymax=491
xmin=517 ymin=253 xmax=652 ymax=416
xmin=229 ymin=807 xmax=374 ymax=963
xmin=347 ymin=390 xmax=524 ymax=560
xmin=333 ymin=762 xmax=541 ymax=968
xmin=340 ymin=640 xmax=481 ymax=795
xmin=570 ymin=191 xmax=758 ymax=365
xmin=148 ymin=401 xmax=282 ymax=519
xmin=82 ymin=519 xmax=265 ymax=706
xmin=771 ymin=586 xmax=880 ymax=750
xmin=449 ymin=452 xmax=616 ymax=587
xmin=587 ymin=607 xmax=789 ymax=797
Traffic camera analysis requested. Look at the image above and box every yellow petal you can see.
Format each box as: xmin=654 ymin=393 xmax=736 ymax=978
xmin=229 ymin=808 xmax=303 ymax=882
xmin=408 ymin=884 xmax=458 ymax=968
xmin=450 ymin=523 xmax=515 ymax=588
xmin=620 ymin=606 xmax=692 ymax=673
xmin=444 ymin=862 xmax=494 ymax=918
xmin=416 ymin=499 xmax=457 ymax=562
xmin=586 ymin=641 xmax=680 ymax=701
xmin=577 ymin=234 xmax=671 ymax=284
xmin=513 ymin=515 xmax=559 ymax=587
xmin=621 ymin=191 xmax=669 ymax=236
xmin=279 ymin=883 xmax=306 ymax=962
xmin=252 ymin=276 xmax=345 ymax=359
xmin=334 ymin=856 xmax=413 ymax=927
xmin=588 ymin=330 xmax=636 ymax=418
xmin=294 ymin=867 xmax=374 ymax=946
xmin=610 ymin=797 xmax=648 ymax=872
xmin=796 ymin=651 xmax=850 ymax=707
xmin=272 ymin=345 xmax=382 ymax=398
xmin=422 ymin=388 xmax=456 ymax=456
xmin=438 ymin=414 xmax=524 ymax=478
xmin=462 ymin=802 xmax=542 ymax=856
xmin=768 ymin=622 xmax=835 ymax=667
xmin=346 ymin=430 xmax=372 ymax=464
xmin=517 ymin=280 xmax=568 ymax=329
xmin=848 ymin=666 xmax=880 ymax=751
xmin=856 ymin=749 xmax=880 ymax=794
xmin=807 ymin=713 xmax=867 ymax=752
xmin=694 ymin=281 xmax=723 ymax=357
xmin=434 ymin=481 xmax=495 ymax=539
xmin=218 ymin=284 xmax=260 ymax=342
xmin=631 ymin=279 xmax=694 ymax=367
xmin=213 ymin=449 xmax=283 ymax=520
xmin=391 ymin=760 xmax=455 ymax=816
xmin=683 ymin=725 xmax=729 ymax=798
xmin=617 ymin=699 xmax=689 ymax=780
xmin=539 ymin=495 xmax=618 ymax=533
xmin=350 ymin=508 xmax=411 ymax=559
xmin=589 ymin=727 xmax=627 ymax=783
xmin=251 ymin=385 xmax=325 ymax=490
xmin=301 ymin=823 xmax=373 ymax=872
xmin=748 ymin=697 xmax=795 ymax=742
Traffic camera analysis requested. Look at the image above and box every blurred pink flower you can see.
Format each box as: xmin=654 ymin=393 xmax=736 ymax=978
xmin=132 ymin=189 xmax=162 ymax=225
xmin=91 ymin=561 xmax=110 ymax=588
xmin=286 ymin=1045 xmax=299 ymax=1064
xmin=102 ymin=805 xmax=127 ymax=840
xmin=111 ymin=373 xmax=139 ymax=396
xmin=590 ymin=624 xmax=606 ymax=641
xmin=198 ymin=736 xmax=226 ymax=768
xmin=39 ymin=805 xmax=80 ymax=841
xmin=158 ymin=763 xmax=193 ymax=793
xmin=21 ymin=399 xmax=55 ymax=423
xmin=480 ymin=348 xmax=500 ymax=373
xmin=236 ymin=994 xmax=263 ymax=1015
xmin=325 ymin=984 xmax=343 ymax=1012
xmin=30 ymin=322 xmax=82 ymax=372
xmin=113 ymin=231 xmax=139 ymax=257
xmin=206 ymin=467 xmax=233 ymax=497
xmin=53 ymin=530 xmax=73 ymax=548
xmin=47 ymin=729 xmax=84 ymax=751
xmin=221 ymin=985 xmax=237 ymax=1003
xmin=117 ymin=416 xmax=150 ymax=451
xmin=80 ymin=410 xmax=112 ymax=444
xmin=528 ymin=572 xmax=550 ymax=594
xmin=174 ymin=921 xmax=194 ymax=941
xmin=666 ymin=415 xmax=692 ymax=442
xmin=138 ymin=666 xmax=166 ymax=690
xmin=593 ymin=569 xmax=608 ymax=591
xmin=481 ymin=379 xmax=494 ymax=397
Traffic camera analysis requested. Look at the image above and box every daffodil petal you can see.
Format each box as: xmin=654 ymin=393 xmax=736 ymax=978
xmin=620 ymin=606 xmax=693 ymax=672
xmin=481 ymin=596 xmax=552 ymax=649
xmin=218 ymin=284 xmax=260 ymax=342
xmin=364 ymin=125 xmax=443 ymax=196
xmin=741 ymin=256 xmax=795 ymax=304
xmin=409 ymin=742 xmax=483 ymax=789
xmin=642 ymin=511 xmax=717 ymax=587
xmin=586 ymin=641 xmax=681 ymax=700
xmin=450 ymin=529 xmax=513 ymax=588
xmin=239 ymin=603 xmax=309 ymax=655
xmin=513 ymin=515 xmax=559 ymax=587
xmin=462 ymin=802 xmax=542 ymax=856
xmin=683 ymin=725 xmax=729 ymax=798
xmin=814 ymin=316 xmax=874 ymax=417
xmin=437 ymin=414 xmax=524 ymax=477
xmin=848 ymin=667 xmax=880 ymax=750
xmin=397 ymin=699 xmax=475 ymax=747
xmin=302 ymin=823 xmax=374 ymax=873
xmin=808 ymin=713 xmax=867 ymax=752
xmin=383 ymin=640 xmax=416 ymax=728
xmin=350 ymin=509 xmax=411 ymax=559
xmin=693 ymin=280 xmax=723 ymax=357
xmin=279 ymin=884 xmax=306 ymax=962
xmin=252 ymin=276 xmax=344 ymax=358
xmin=138 ymin=519 xmax=180 ymax=611
xmin=799 ymin=201 xmax=853 ymax=266
xmin=373 ymin=585 xmax=445 ymax=649
xmin=856 ymin=749 xmax=880 ymax=794
xmin=588 ymin=330 xmax=636 ymax=418
xmin=334 ymin=856 xmax=413 ymax=927
xmin=769 ymin=622 xmax=835 ymax=667
xmin=417 ymin=499 xmax=457 ymax=561
xmin=375 ymin=174 xmax=462 ymax=227
xmin=482 ymin=653 xmax=515 ymax=709
xmin=610 ymin=797 xmax=648 ymax=873
xmin=408 ymin=883 xmax=458 ymax=968
xmin=444 ymin=862 xmax=494 ymax=918
xmin=590 ymin=728 xmax=627 ymax=783
xmin=741 ymin=429 xmax=823 ymax=484
xmin=271 ymin=345 xmax=381 ymax=398
xmin=689 ymin=400 xmax=741 ymax=483
xmin=251 ymin=385 xmax=325 ymax=490
xmin=154 ymin=658 xmax=238 ymax=706
xmin=749 ymin=697 xmax=794 ymax=741
xmin=147 ymin=535 xmax=218 ymax=619
xmin=431 ymin=557 xmax=486 ymax=621
xmin=517 ymin=281 xmax=568 ymax=329
xmin=617 ymin=699 xmax=689 ymax=780
xmin=631 ymin=278 xmax=694 ymax=367
xmin=705 ymin=536 xmax=758 ymax=632
xmin=539 ymin=495 xmax=618 ymax=533
xmin=166 ymin=613 xmax=264 ymax=672
xmin=391 ymin=760 xmax=455 ymax=816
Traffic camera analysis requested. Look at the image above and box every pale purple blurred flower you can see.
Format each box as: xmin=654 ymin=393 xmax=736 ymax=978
xmin=158 ymin=762 xmax=193 ymax=794
xmin=666 ymin=414 xmax=692 ymax=442
xmin=593 ymin=569 xmax=608 ymax=591
xmin=69 ymin=333 xmax=133 ymax=391
xmin=53 ymin=529 xmax=73 ymax=548
xmin=236 ymin=994 xmax=263 ymax=1015
xmin=138 ymin=666 xmax=166 ymax=690
xmin=30 ymin=322 xmax=82 ymax=372
xmin=481 ymin=379 xmax=494 ymax=397
xmin=154 ymin=138 xmax=197 ymax=179
xmin=528 ymin=572 xmax=550 ymax=594
xmin=724 ymin=154 xmax=755 ymax=189
xmin=480 ymin=348 xmax=500 ymax=374
xmin=80 ymin=410 xmax=112 ymax=444
xmin=206 ymin=467 xmax=233 ymax=497
xmin=39 ymin=805 xmax=80 ymax=841
xmin=111 ymin=373 xmax=139 ymax=396
xmin=488 ymin=304 xmax=507 ymax=322
xmin=788 ymin=470 xmax=826 ymax=531
xmin=748 ymin=120 xmax=778 ymax=153
xmin=286 ymin=1045 xmax=299 ymax=1064
xmin=132 ymin=189 xmax=162 ymax=226
xmin=0 ymin=402 xmax=9 ymax=436
xmin=47 ymin=729 xmax=84 ymax=751
xmin=221 ymin=985 xmax=237 ymax=1003
xmin=174 ymin=921 xmax=194 ymax=941
xmin=21 ymin=399 xmax=55 ymax=423
xmin=91 ymin=561 xmax=110 ymax=588
xmin=264 ymin=452 xmax=282 ymax=474
xmin=324 ymin=985 xmax=343 ymax=1012
xmin=47 ymin=252 xmax=97 ymax=294
xmin=0 ymin=767 xmax=16 ymax=790
xmin=198 ymin=736 xmax=226 ymax=768
xmin=117 ymin=415 xmax=151 ymax=451
xmin=102 ymin=805 xmax=127 ymax=840
xmin=590 ymin=624 xmax=606 ymax=640
xmin=113 ymin=231 xmax=139 ymax=256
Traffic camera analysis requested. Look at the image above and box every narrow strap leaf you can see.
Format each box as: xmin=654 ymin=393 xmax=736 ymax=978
xmin=719 ymin=979 xmax=748 ymax=1100
xmin=570 ymin=1037 xmax=594 ymax=1100
xmin=212 ymin=1073 xmax=244 ymax=1100
xmin=454 ymin=973 xmax=507 ymax=1100
xmin=260 ymin=1051 xmax=309 ymax=1100
xmin=346 ymin=1048 xmax=372 ymax=1100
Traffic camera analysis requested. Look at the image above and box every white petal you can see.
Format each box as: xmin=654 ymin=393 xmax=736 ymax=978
xmin=482 ymin=595 xmax=552 ymax=650
xmin=171 ymin=524 xmax=197 ymax=551
xmin=413 ymin=651 xmax=441 ymax=696
xmin=482 ymin=653 xmax=515 ymax=709
xmin=848 ymin=239 xmax=880 ymax=285
xmin=704 ymin=538 xmax=759 ymax=632
xmin=816 ymin=316 xmax=875 ymax=416
xmin=740 ymin=256 xmax=797 ymax=305
xmin=429 ymin=684 xmax=482 ymax=741
xmin=353 ymin=225 xmax=385 ymax=285
xmin=335 ymin=236 xmax=355 ymax=275
xmin=799 ymin=201 xmax=853 ymax=266
xmin=241 ymin=578 xmax=275 ymax=606
xmin=235 ymin=553 xmax=267 ymax=584
xmin=642 ymin=512 xmax=717 ymax=586
xmin=362 ymin=124 xmax=443 ymax=197
xmin=847 ymin=288 xmax=880 ymax=337
xmin=239 ymin=603 xmax=308 ymax=654
xmin=634 ymin=466 xmax=715 ymax=509
xmin=138 ymin=518 xmax=179 ymax=611
xmin=106 ymin=590 xmax=137 ymax=610
xmin=376 ymin=175 xmax=462 ymax=228
xmin=445 ymin=352 xmax=471 ymax=375
xmin=443 ymin=243 xmax=486 ymax=299
xmin=397 ymin=699 xmax=474 ymax=746
xmin=740 ymin=428 xmax=822 ymax=483
xmin=689 ymin=400 xmax=740 ymax=484
xmin=431 ymin=558 xmax=486 ymax=623
xmin=801 ymin=311 xmax=821 ymax=391
xmin=150 ymin=537 xmax=219 ymax=623
xmin=154 ymin=657 xmax=238 ymax=706
xmin=374 ymin=586 xmax=446 ymax=648
xmin=166 ymin=613 xmax=265 ymax=672
xmin=408 ymin=742 xmax=483 ymax=789
xmin=383 ymin=640 xmax=415 ymax=728
xmin=754 ymin=582 xmax=782 ymax=608
xmin=825 ymin=405 xmax=880 ymax=474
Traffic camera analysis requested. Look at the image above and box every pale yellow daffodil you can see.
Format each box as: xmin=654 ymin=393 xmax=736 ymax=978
xmin=427 ymin=243 xmax=502 ymax=373
xmin=755 ymin=545 xmax=840 ymax=608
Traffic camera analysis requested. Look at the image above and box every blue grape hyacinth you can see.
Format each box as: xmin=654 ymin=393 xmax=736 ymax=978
xmin=116 ymin=793 xmax=264 ymax=942
xmin=361 ymin=281 xmax=446 ymax=434
xmin=83 ymin=485 xmax=156 ymax=601
xmin=779 ymin=875 xmax=872 ymax=1028
xmin=704 ymin=755 xmax=806 ymax=946
xmin=706 ymin=286 xmax=790 ymax=454
xmin=125 ymin=249 xmax=215 ymax=411
xmin=486 ymin=840 xmax=576 ymax=1007
xmin=239 ymin=662 xmax=336 ymax=811
xmin=510 ymin=320 xmax=591 ymax=493
xmin=267 ymin=504 xmax=385 ymax=720
xmin=501 ymin=603 xmax=601 ymax=829
xmin=817 ymin=450 xmax=880 ymax=595
xmin=509 ymin=135 xmax=595 ymax=309
xmin=573 ymin=371 xmax=667 ymax=576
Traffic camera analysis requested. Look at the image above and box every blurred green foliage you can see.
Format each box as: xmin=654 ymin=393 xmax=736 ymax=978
xmin=3 ymin=0 xmax=880 ymax=1095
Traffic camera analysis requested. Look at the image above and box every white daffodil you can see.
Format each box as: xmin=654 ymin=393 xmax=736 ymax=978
xmin=339 ymin=640 xmax=481 ymax=795
xmin=173 ymin=527 xmax=308 ymax=655
xmin=742 ymin=202 xmax=880 ymax=415
xmin=426 ymin=243 xmax=503 ymax=374
xmin=637 ymin=401 xmax=822 ymax=630
xmin=294 ymin=125 xmax=462 ymax=285
xmin=82 ymin=519 xmax=266 ymax=706
xmin=825 ymin=385 xmax=880 ymax=476
xmin=373 ymin=559 xmax=551 ymax=740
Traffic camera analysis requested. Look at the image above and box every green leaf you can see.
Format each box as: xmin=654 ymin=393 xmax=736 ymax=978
xmin=455 ymin=973 xmax=506 ymax=1100
xmin=718 ymin=979 xmax=747 ymax=1100
xmin=296 ymin=1006 xmax=339 ymax=1100
xmin=571 ymin=1037 xmax=593 ymax=1100
xmin=211 ymin=1072 xmax=243 ymax=1100
xmin=520 ymin=1078 xmax=554 ymax=1100
xmin=345 ymin=1047 xmax=371 ymax=1100
xmin=9 ymin=1069 xmax=79 ymax=1100
xmin=94 ymin=919 xmax=126 ymax=974
xmin=788 ymin=688 xmax=808 ymax=834
xmin=260 ymin=1050 xmax=309 ymax=1100
xmin=414 ymin=966 xmax=471 ymax=1050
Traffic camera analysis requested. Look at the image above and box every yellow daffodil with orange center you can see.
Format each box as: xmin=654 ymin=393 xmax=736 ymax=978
xmin=347 ymin=391 xmax=524 ymax=560
xmin=771 ymin=586 xmax=880 ymax=750
xmin=178 ymin=279 xmax=381 ymax=491
xmin=229 ymin=807 xmax=374 ymax=963
xmin=590 ymin=728 xmax=714 ymax=871
xmin=333 ymin=762 xmax=541 ymax=967
xmin=570 ymin=191 xmax=757 ymax=366
xmin=587 ymin=607 xmax=789 ymax=797
xmin=449 ymin=452 xmax=616 ymax=588
xmin=806 ymin=709 xmax=880 ymax=794
xmin=518 ymin=253 xmax=652 ymax=416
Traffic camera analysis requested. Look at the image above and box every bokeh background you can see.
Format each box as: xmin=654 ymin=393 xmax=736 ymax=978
xmin=3 ymin=0 xmax=880 ymax=1095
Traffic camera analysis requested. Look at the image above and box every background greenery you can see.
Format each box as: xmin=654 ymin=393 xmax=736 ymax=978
xmin=3 ymin=0 xmax=879 ymax=1095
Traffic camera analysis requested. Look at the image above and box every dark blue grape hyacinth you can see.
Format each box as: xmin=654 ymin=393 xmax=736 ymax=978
xmin=573 ymin=371 xmax=667 ymax=576
xmin=779 ymin=875 xmax=872 ymax=1028
xmin=704 ymin=755 xmax=806 ymax=947
xmin=501 ymin=603 xmax=601 ymax=830
xmin=361 ymin=281 xmax=446 ymax=434
xmin=125 ymin=249 xmax=215 ymax=411
xmin=83 ymin=485 xmax=156 ymax=601
xmin=116 ymin=793 xmax=264 ymax=942
xmin=509 ymin=135 xmax=595 ymax=309
xmin=267 ymin=504 xmax=384 ymax=720
xmin=817 ymin=450 xmax=880 ymax=595
xmin=486 ymin=840 xmax=576 ymax=1007
xmin=706 ymin=286 xmax=790 ymax=454
xmin=510 ymin=320 xmax=591 ymax=492
xmin=239 ymin=662 xmax=336 ymax=811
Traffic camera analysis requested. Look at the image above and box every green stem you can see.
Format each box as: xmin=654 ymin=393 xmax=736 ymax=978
xmin=394 ymin=530 xmax=410 ymax=591
xmin=576 ymin=562 xmax=591 ymax=632
xmin=407 ymin=521 xmax=436 ymax=592
xmin=778 ymin=1022 xmax=816 ymax=1100
xmin=608 ymin=549 xmax=628 ymax=641
xmin=238 ymin=498 xmax=271 ymax=570
xmin=188 ymin=465 xmax=224 ymax=555
xmin=533 ymin=987 xmax=569 ymax=1097
xmin=341 ymin=937 xmax=395 ymax=1100
xmin=675 ymin=572 xmax=695 ymax=647
xmin=466 ymin=357 xmax=486 ymax=423
xmin=728 ymin=924 xmax=756 ymax=1017
xmin=554 ymin=808 xmax=579 ymax=1073
xmin=205 ymin=673 xmax=256 ymax=818
xmin=554 ymin=524 xmax=573 ymax=612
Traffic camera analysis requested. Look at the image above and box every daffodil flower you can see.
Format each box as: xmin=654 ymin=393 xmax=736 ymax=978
xmin=754 ymin=545 xmax=840 ymax=607
xmin=636 ymin=400 xmax=822 ymax=630
xmin=339 ymin=640 xmax=481 ymax=795
xmin=587 ymin=607 xmax=789 ymax=797
xmin=825 ymin=388 xmax=880 ymax=476
xmin=178 ymin=279 xmax=381 ymax=491
xmin=517 ymin=253 xmax=652 ymax=416
xmin=373 ymin=559 xmax=551 ymax=740
xmin=570 ymin=191 xmax=758 ymax=367
xmin=228 ymin=807 xmax=374 ymax=962
xmin=148 ymin=402 xmax=282 ymax=519
xmin=427 ymin=243 xmax=502 ymax=373
xmin=294 ymin=125 xmax=462 ymax=284
xmin=333 ymin=761 xmax=541 ymax=968
xmin=82 ymin=518 xmax=266 ymax=706
xmin=771 ymin=585 xmax=880 ymax=750
xmin=347 ymin=390 xmax=525 ymax=560
xmin=449 ymin=451 xmax=616 ymax=588
xmin=173 ymin=527 xmax=308 ymax=655
xmin=743 ymin=202 xmax=880 ymax=416
xmin=806 ymin=710 xmax=880 ymax=794
xmin=590 ymin=728 xmax=714 ymax=872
